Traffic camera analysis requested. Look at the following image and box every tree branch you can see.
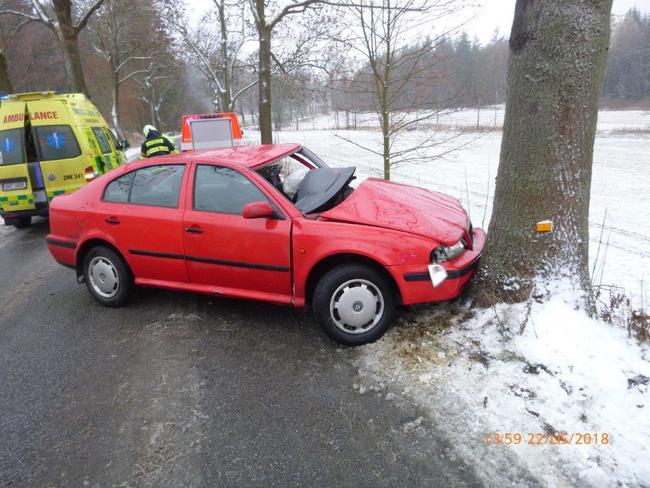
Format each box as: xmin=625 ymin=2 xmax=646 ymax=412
xmin=232 ymin=78 xmax=259 ymax=103
xmin=75 ymin=0 xmax=106 ymax=33
xmin=116 ymin=56 xmax=153 ymax=73
xmin=0 ymin=9 xmax=40 ymax=22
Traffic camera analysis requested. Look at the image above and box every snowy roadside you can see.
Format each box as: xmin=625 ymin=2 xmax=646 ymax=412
xmin=355 ymin=285 xmax=650 ymax=487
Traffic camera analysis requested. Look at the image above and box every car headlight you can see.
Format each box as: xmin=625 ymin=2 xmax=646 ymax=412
xmin=431 ymin=240 xmax=465 ymax=262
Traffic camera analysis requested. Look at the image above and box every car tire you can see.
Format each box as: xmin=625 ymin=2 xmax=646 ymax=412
xmin=12 ymin=217 xmax=31 ymax=228
xmin=313 ymin=264 xmax=396 ymax=346
xmin=82 ymin=246 xmax=133 ymax=307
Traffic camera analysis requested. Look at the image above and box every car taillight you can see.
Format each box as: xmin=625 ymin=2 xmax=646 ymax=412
xmin=84 ymin=166 xmax=97 ymax=182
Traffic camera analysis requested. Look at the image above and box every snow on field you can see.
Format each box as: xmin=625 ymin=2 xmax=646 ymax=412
xmin=288 ymin=106 xmax=650 ymax=134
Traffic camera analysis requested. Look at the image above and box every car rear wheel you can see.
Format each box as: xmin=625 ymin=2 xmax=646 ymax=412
xmin=10 ymin=216 xmax=31 ymax=228
xmin=313 ymin=264 xmax=396 ymax=346
xmin=83 ymin=246 xmax=133 ymax=307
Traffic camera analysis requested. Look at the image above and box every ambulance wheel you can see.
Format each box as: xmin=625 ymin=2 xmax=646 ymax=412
xmin=83 ymin=245 xmax=133 ymax=307
xmin=12 ymin=217 xmax=31 ymax=228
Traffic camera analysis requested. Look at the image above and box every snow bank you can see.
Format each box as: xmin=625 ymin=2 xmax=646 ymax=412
xmin=356 ymin=288 xmax=650 ymax=486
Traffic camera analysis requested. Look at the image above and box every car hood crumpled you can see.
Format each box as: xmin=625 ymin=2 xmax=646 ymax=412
xmin=320 ymin=177 xmax=469 ymax=246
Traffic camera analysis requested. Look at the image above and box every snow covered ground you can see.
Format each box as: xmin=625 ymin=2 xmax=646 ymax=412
xmin=284 ymin=106 xmax=650 ymax=134
xmin=354 ymin=285 xmax=650 ymax=487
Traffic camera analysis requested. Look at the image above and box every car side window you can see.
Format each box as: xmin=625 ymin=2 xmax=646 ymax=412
xmin=92 ymin=127 xmax=111 ymax=154
xmin=104 ymin=172 xmax=135 ymax=203
xmin=194 ymin=165 xmax=268 ymax=214
xmin=103 ymin=164 xmax=185 ymax=207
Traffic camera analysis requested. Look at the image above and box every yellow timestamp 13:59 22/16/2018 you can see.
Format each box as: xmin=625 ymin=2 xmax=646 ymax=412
xmin=485 ymin=432 xmax=610 ymax=446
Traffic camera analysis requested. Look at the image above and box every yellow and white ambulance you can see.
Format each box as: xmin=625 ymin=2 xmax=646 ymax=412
xmin=0 ymin=91 xmax=126 ymax=227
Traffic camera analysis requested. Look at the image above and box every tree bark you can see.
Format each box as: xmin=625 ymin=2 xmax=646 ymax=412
xmin=57 ymin=29 xmax=87 ymax=93
xmin=472 ymin=0 xmax=613 ymax=306
xmin=52 ymin=0 xmax=88 ymax=93
xmin=258 ymin=25 xmax=273 ymax=144
xmin=216 ymin=0 xmax=233 ymax=112
xmin=0 ymin=49 xmax=13 ymax=94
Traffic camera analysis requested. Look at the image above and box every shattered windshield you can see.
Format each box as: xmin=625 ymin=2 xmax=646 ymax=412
xmin=255 ymin=149 xmax=356 ymax=214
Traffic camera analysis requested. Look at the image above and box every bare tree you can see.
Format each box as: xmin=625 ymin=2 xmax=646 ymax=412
xmin=134 ymin=63 xmax=174 ymax=128
xmin=337 ymin=0 xmax=463 ymax=180
xmin=247 ymin=0 xmax=340 ymax=143
xmin=472 ymin=0 xmax=613 ymax=307
xmin=92 ymin=0 xmax=152 ymax=138
xmin=163 ymin=0 xmax=257 ymax=113
xmin=0 ymin=0 xmax=106 ymax=93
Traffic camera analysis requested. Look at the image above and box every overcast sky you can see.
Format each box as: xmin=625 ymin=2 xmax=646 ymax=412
xmin=186 ymin=0 xmax=648 ymax=44
xmin=468 ymin=0 xmax=647 ymax=42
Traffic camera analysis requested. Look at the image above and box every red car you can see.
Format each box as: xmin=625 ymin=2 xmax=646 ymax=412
xmin=46 ymin=144 xmax=485 ymax=345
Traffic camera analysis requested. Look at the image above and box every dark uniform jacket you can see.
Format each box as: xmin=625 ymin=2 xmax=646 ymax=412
xmin=140 ymin=131 xmax=176 ymax=158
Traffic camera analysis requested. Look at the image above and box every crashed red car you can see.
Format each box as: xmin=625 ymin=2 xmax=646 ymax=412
xmin=46 ymin=144 xmax=485 ymax=345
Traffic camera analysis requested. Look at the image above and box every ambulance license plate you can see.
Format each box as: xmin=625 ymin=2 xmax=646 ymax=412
xmin=2 ymin=181 xmax=27 ymax=191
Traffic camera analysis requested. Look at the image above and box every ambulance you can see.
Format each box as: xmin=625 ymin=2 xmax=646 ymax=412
xmin=0 ymin=91 xmax=126 ymax=228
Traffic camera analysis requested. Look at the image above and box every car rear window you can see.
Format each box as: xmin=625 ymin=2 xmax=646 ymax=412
xmin=92 ymin=127 xmax=111 ymax=154
xmin=104 ymin=164 xmax=185 ymax=208
xmin=33 ymin=125 xmax=81 ymax=161
xmin=194 ymin=165 xmax=268 ymax=214
xmin=0 ymin=128 xmax=26 ymax=165
xmin=104 ymin=171 xmax=135 ymax=203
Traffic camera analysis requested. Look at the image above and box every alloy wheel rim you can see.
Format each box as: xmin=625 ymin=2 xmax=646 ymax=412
xmin=329 ymin=279 xmax=384 ymax=334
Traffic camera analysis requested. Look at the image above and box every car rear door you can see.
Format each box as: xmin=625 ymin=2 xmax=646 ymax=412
xmin=95 ymin=163 xmax=189 ymax=284
xmin=0 ymin=102 xmax=36 ymax=212
xmin=182 ymin=163 xmax=292 ymax=303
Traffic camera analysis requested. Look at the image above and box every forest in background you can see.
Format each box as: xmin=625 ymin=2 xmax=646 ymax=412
xmin=1 ymin=2 xmax=648 ymax=139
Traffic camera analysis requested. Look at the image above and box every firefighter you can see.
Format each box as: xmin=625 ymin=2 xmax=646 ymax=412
xmin=140 ymin=125 xmax=178 ymax=158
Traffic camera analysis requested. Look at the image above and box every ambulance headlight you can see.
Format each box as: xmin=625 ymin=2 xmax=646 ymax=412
xmin=431 ymin=240 xmax=465 ymax=263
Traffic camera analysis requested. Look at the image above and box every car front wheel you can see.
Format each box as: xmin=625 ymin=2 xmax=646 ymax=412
xmin=313 ymin=264 xmax=396 ymax=346
xmin=82 ymin=246 xmax=133 ymax=307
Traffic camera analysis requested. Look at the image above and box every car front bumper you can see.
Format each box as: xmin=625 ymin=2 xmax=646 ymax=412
xmin=389 ymin=228 xmax=486 ymax=305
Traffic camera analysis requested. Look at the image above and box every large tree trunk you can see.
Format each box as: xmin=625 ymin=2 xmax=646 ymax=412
xmin=258 ymin=25 xmax=273 ymax=144
xmin=52 ymin=0 xmax=88 ymax=93
xmin=57 ymin=29 xmax=87 ymax=93
xmin=0 ymin=49 xmax=13 ymax=94
xmin=473 ymin=0 xmax=612 ymax=306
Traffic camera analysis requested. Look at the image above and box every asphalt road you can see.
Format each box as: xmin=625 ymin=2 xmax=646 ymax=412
xmin=0 ymin=219 xmax=484 ymax=488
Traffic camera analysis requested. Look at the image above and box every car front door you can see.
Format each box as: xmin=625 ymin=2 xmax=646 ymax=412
xmin=182 ymin=164 xmax=292 ymax=304
xmin=95 ymin=163 xmax=189 ymax=284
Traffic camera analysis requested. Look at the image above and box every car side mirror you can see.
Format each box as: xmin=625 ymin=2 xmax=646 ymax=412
xmin=118 ymin=140 xmax=129 ymax=150
xmin=242 ymin=201 xmax=274 ymax=219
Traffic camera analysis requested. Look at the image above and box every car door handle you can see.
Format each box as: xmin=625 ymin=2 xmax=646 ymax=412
xmin=105 ymin=217 xmax=120 ymax=225
xmin=185 ymin=225 xmax=203 ymax=234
